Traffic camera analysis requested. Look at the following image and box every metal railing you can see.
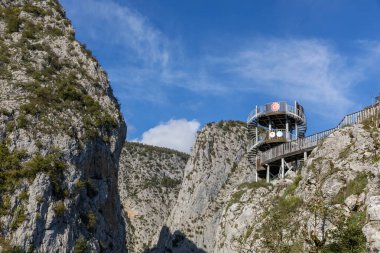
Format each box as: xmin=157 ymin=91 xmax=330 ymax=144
xmin=247 ymin=101 xmax=306 ymax=123
xmin=247 ymin=129 xmax=296 ymax=152
xmin=260 ymin=103 xmax=380 ymax=164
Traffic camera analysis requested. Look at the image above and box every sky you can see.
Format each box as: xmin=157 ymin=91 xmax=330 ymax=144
xmin=60 ymin=0 xmax=380 ymax=153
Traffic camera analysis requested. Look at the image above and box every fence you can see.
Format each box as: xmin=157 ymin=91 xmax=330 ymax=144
xmin=260 ymin=103 xmax=380 ymax=164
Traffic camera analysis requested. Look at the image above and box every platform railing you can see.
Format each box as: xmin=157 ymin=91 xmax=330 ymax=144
xmin=247 ymin=102 xmax=306 ymax=124
xmin=260 ymin=103 xmax=380 ymax=164
xmin=247 ymin=129 xmax=295 ymax=152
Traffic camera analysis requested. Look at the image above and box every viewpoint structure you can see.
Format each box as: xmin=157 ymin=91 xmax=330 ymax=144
xmin=247 ymin=101 xmax=307 ymax=181
xmin=248 ymin=97 xmax=380 ymax=182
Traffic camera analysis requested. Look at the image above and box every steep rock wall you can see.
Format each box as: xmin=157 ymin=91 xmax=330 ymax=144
xmin=152 ymin=121 xmax=256 ymax=252
xmin=118 ymin=142 xmax=188 ymax=253
xmin=0 ymin=0 xmax=127 ymax=252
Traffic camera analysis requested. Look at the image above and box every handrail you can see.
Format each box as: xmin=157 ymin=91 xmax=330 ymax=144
xmin=247 ymin=101 xmax=306 ymax=124
xmin=259 ymin=103 xmax=380 ymax=164
xmin=247 ymin=129 xmax=296 ymax=152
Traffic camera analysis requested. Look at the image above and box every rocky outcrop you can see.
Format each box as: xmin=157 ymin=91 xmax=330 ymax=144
xmin=0 ymin=0 xmax=126 ymax=252
xmin=213 ymin=123 xmax=380 ymax=252
xmin=150 ymin=121 xmax=256 ymax=252
xmin=144 ymin=119 xmax=380 ymax=252
xmin=118 ymin=142 xmax=188 ymax=253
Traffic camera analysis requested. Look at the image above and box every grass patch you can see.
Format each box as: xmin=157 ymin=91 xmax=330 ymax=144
xmin=339 ymin=143 xmax=353 ymax=160
xmin=73 ymin=235 xmax=87 ymax=253
xmin=321 ymin=211 xmax=366 ymax=253
xmin=238 ymin=180 xmax=271 ymax=190
xmin=331 ymin=172 xmax=368 ymax=205
xmin=53 ymin=201 xmax=65 ymax=216
xmin=11 ymin=205 xmax=26 ymax=230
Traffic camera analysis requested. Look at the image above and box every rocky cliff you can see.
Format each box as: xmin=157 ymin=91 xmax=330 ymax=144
xmin=141 ymin=119 xmax=380 ymax=253
xmin=118 ymin=142 xmax=189 ymax=253
xmin=149 ymin=121 xmax=256 ymax=253
xmin=0 ymin=0 xmax=126 ymax=252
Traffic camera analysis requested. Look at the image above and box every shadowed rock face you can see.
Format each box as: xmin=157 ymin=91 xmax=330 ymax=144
xmin=145 ymin=226 xmax=207 ymax=253
xmin=0 ymin=0 xmax=127 ymax=251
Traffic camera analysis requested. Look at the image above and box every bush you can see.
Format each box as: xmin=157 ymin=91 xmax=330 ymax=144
xmin=5 ymin=8 xmax=22 ymax=33
xmin=161 ymin=177 xmax=181 ymax=188
xmin=86 ymin=211 xmax=96 ymax=230
xmin=322 ymin=211 xmax=366 ymax=253
xmin=16 ymin=115 xmax=28 ymax=129
xmin=53 ymin=201 xmax=65 ymax=216
xmin=18 ymin=191 xmax=28 ymax=201
xmin=73 ymin=235 xmax=87 ymax=253
xmin=11 ymin=205 xmax=26 ymax=230
xmin=260 ymin=182 xmax=303 ymax=252
xmin=332 ymin=172 xmax=368 ymax=204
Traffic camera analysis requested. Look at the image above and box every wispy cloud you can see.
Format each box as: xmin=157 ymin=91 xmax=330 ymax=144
xmin=211 ymin=39 xmax=360 ymax=117
xmin=62 ymin=0 xmax=380 ymax=123
xmin=135 ymin=119 xmax=201 ymax=153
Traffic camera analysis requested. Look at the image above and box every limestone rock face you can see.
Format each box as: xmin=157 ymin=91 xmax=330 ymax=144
xmin=152 ymin=121 xmax=255 ymax=252
xmin=0 ymin=0 xmax=127 ymax=252
xmin=118 ymin=142 xmax=188 ymax=253
xmin=142 ymin=121 xmax=380 ymax=253
xmin=214 ymin=124 xmax=380 ymax=253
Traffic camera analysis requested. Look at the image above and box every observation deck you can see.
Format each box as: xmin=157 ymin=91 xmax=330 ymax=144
xmin=247 ymin=100 xmax=380 ymax=182
xmin=247 ymin=101 xmax=307 ymax=170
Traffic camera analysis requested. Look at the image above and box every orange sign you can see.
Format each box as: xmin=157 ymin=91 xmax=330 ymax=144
xmin=271 ymin=102 xmax=280 ymax=112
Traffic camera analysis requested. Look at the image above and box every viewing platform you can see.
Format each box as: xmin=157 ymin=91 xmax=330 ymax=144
xmin=247 ymin=99 xmax=380 ymax=182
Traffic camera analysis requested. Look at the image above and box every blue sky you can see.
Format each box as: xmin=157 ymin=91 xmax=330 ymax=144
xmin=60 ymin=0 xmax=380 ymax=152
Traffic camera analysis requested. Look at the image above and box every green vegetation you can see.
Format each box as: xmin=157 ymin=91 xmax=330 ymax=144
xmin=86 ymin=211 xmax=97 ymax=230
xmin=18 ymin=191 xmax=28 ymax=201
xmin=0 ymin=194 xmax=11 ymax=216
xmin=261 ymin=195 xmax=303 ymax=251
xmin=0 ymin=238 xmax=23 ymax=253
xmin=11 ymin=205 xmax=26 ymax=230
xmin=125 ymin=142 xmax=189 ymax=161
xmin=322 ymin=211 xmax=366 ymax=253
xmin=75 ymin=179 xmax=86 ymax=189
xmin=73 ymin=235 xmax=87 ymax=253
xmin=0 ymin=143 xmax=67 ymax=201
xmin=143 ymin=176 xmax=181 ymax=189
xmin=332 ymin=172 xmax=368 ymax=205
xmin=258 ymin=179 xmax=304 ymax=252
xmin=0 ymin=2 xmax=119 ymax=142
xmin=339 ymin=143 xmax=354 ymax=160
xmin=53 ymin=201 xmax=65 ymax=216
xmin=216 ymin=120 xmax=246 ymax=131
xmin=161 ymin=177 xmax=181 ymax=188
xmin=237 ymin=180 xmax=271 ymax=191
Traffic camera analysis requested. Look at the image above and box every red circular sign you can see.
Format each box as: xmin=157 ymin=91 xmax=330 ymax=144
xmin=271 ymin=102 xmax=280 ymax=112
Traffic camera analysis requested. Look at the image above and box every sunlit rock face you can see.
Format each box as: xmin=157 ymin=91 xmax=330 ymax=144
xmin=132 ymin=120 xmax=380 ymax=253
xmin=0 ymin=0 xmax=127 ymax=251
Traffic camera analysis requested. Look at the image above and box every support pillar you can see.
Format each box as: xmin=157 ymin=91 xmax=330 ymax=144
xmin=266 ymin=165 xmax=270 ymax=183
xmin=255 ymin=169 xmax=258 ymax=182
xmin=304 ymin=152 xmax=308 ymax=161
xmin=281 ymin=158 xmax=285 ymax=179
xmin=286 ymin=121 xmax=289 ymax=139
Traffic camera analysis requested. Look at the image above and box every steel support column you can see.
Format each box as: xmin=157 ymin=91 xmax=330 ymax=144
xmin=281 ymin=158 xmax=285 ymax=179
xmin=266 ymin=165 xmax=270 ymax=183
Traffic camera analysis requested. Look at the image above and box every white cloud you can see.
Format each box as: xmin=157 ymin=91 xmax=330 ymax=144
xmin=62 ymin=0 xmax=380 ymax=120
xmin=65 ymin=0 xmax=171 ymax=67
xmin=207 ymin=39 xmax=364 ymax=118
xmin=137 ymin=119 xmax=201 ymax=153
